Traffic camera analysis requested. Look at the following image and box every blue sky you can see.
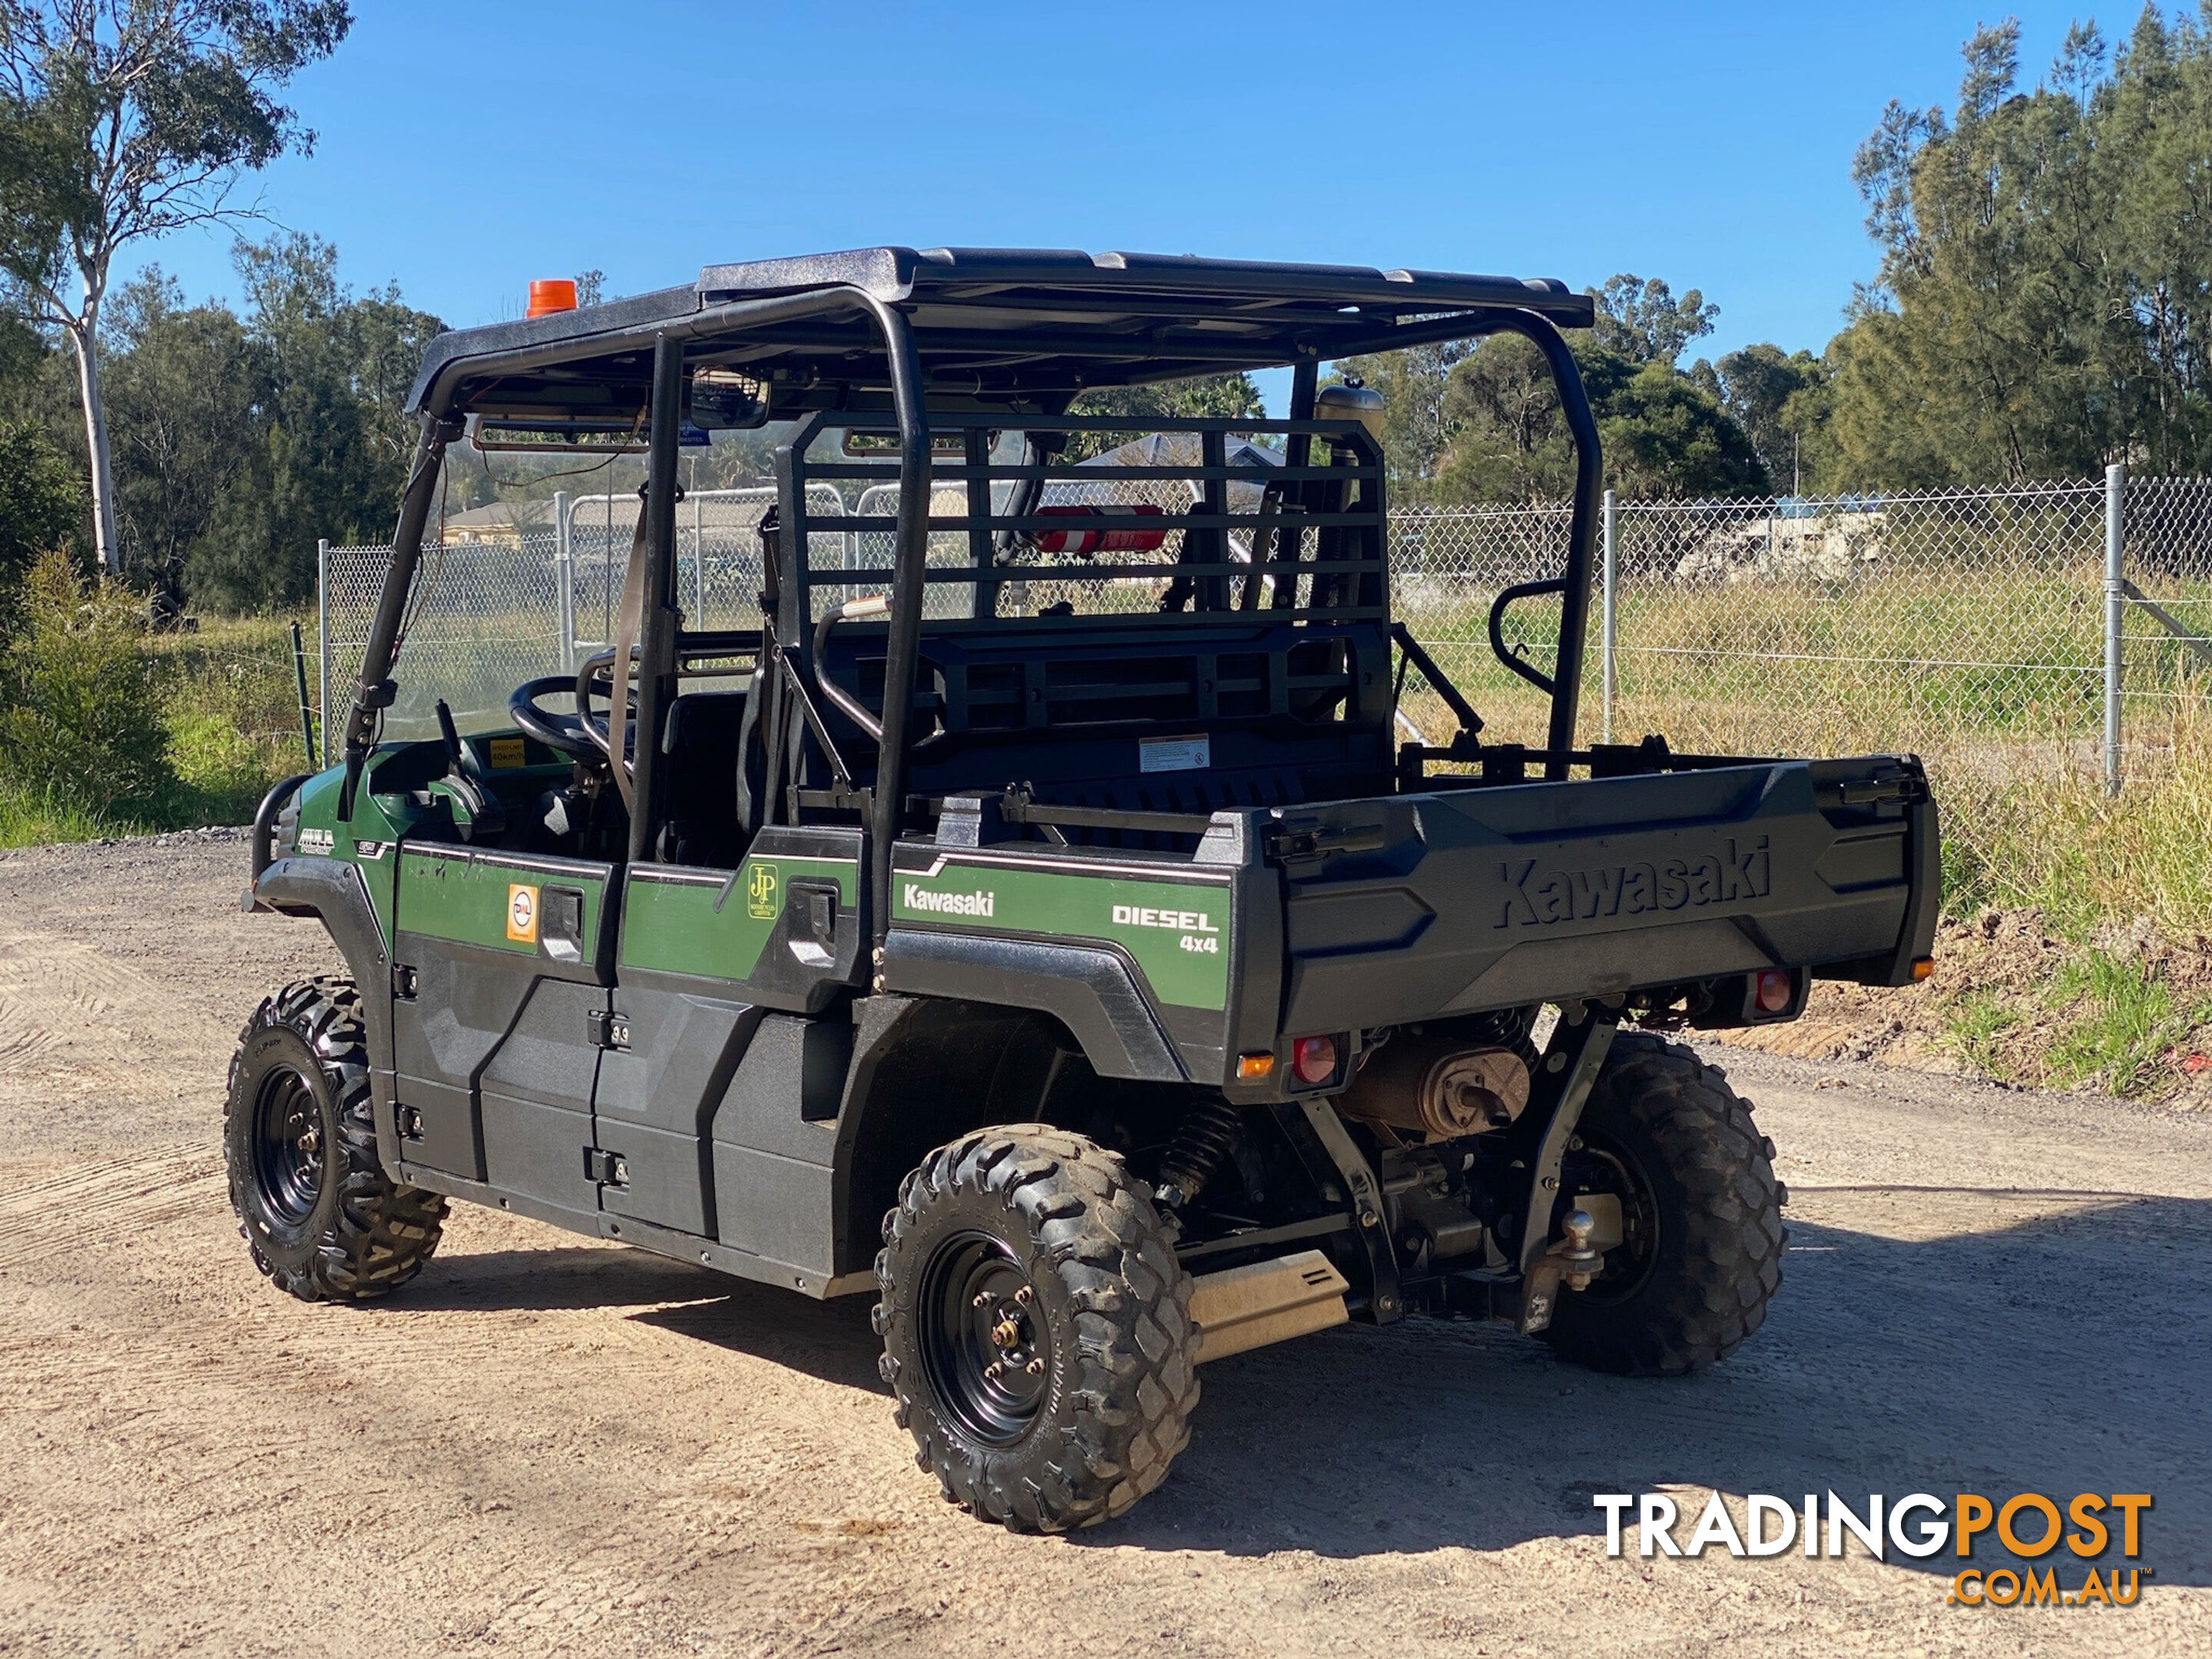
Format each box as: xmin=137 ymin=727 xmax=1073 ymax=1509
xmin=135 ymin=0 xmax=2128 ymax=405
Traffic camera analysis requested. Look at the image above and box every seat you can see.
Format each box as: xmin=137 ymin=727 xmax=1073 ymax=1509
xmin=657 ymin=690 xmax=752 ymax=866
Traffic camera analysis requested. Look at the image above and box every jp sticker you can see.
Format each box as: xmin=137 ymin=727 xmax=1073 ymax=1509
xmin=507 ymin=882 xmax=540 ymax=944
xmin=746 ymin=862 xmax=780 ymax=921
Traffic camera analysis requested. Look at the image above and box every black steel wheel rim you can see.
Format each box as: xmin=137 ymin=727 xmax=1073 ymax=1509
xmin=251 ymin=1064 xmax=325 ymax=1227
xmin=916 ymin=1230 xmax=1052 ymax=1447
xmin=1561 ymin=1139 xmax=1661 ymax=1305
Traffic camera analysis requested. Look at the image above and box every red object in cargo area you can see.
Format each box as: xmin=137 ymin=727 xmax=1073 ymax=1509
xmin=1033 ymin=503 xmax=1168 ymax=555
xmin=528 ymin=279 xmax=578 ymax=318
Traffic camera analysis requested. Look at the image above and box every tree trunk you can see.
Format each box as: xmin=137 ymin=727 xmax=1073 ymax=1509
xmin=68 ymin=322 xmax=121 ymax=575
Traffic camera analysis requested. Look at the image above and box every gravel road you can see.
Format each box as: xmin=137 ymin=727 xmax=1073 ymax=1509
xmin=2 ymin=833 xmax=2207 ymax=1657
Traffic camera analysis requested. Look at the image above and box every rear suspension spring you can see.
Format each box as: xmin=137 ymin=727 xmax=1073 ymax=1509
xmin=1156 ymin=1098 xmax=1242 ymax=1211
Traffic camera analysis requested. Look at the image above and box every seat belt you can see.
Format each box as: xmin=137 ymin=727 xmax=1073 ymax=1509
xmin=606 ymin=502 xmax=650 ymax=816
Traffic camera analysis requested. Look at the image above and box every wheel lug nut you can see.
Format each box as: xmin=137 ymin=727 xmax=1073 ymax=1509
xmin=1013 ymin=1285 xmax=1034 ymax=1306
xmin=1025 ymin=1357 xmax=1045 ymax=1376
xmin=972 ymin=1291 xmax=992 ymax=1308
xmin=984 ymin=1360 xmax=1005 ymax=1381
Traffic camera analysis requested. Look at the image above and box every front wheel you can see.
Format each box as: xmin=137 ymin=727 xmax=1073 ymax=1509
xmin=873 ymin=1125 xmax=1200 ymax=1532
xmin=1538 ymin=1034 xmax=1785 ymax=1376
xmin=224 ymin=978 xmax=448 ymax=1302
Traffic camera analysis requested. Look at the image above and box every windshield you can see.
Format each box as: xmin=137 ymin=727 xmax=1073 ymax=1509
xmin=366 ymin=426 xmax=793 ymax=740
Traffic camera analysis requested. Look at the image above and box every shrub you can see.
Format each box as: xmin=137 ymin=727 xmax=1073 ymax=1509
xmin=0 ymin=419 xmax=84 ymax=628
xmin=0 ymin=549 xmax=175 ymax=816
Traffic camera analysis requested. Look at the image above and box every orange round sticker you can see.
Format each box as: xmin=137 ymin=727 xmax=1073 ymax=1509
xmin=506 ymin=883 xmax=539 ymax=944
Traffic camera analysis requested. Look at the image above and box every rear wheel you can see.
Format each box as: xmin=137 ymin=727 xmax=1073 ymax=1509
xmin=1538 ymin=1034 xmax=1784 ymax=1376
xmin=874 ymin=1124 xmax=1200 ymax=1532
xmin=224 ymin=978 xmax=447 ymax=1302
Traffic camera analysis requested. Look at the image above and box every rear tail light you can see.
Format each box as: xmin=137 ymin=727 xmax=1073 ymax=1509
xmin=1756 ymin=969 xmax=1793 ymax=1014
xmin=1291 ymin=1035 xmax=1340 ymax=1086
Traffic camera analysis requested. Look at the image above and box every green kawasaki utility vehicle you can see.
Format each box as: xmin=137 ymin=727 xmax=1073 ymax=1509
xmin=234 ymin=247 xmax=1939 ymax=1531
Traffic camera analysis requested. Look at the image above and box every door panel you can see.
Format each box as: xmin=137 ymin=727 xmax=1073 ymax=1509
xmin=593 ymin=992 xmax=763 ymax=1237
xmin=708 ymin=1013 xmax=849 ymax=1282
xmin=618 ymin=827 xmax=865 ymax=1012
xmin=390 ymin=841 xmax=614 ymax=1188
xmin=478 ymin=979 xmax=604 ymax=1220
xmin=603 ymin=828 xmax=866 ymax=1262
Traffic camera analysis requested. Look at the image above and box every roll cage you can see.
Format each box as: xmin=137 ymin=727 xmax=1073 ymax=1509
xmin=340 ymin=247 xmax=1605 ymax=942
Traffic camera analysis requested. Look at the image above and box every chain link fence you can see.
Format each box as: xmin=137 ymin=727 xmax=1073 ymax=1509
xmin=320 ymin=472 xmax=2212 ymax=783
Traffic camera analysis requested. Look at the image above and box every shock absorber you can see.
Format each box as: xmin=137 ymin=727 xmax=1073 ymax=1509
xmin=1156 ymin=1097 xmax=1242 ymax=1212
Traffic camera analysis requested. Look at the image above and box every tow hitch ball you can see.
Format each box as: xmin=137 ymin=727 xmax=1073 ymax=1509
xmin=1521 ymin=1212 xmax=1598 ymax=1333
xmin=1521 ymin=1210 xmax=1604 ymax=1332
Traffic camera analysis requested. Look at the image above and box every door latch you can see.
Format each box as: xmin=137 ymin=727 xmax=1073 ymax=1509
xmin=1265 ymin=817 xmax=1388 ymax=864
xmin=785 ymin=879 xmax=841 ymax=969
xmin=583 ymin=1147 xmax=629 ymax=1187
xmin=587 ymin=1008 xmax=631 ymax=1050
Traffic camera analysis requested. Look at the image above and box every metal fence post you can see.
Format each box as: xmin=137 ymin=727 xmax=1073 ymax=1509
xmin=2104 ymin=462 xmax=2125 ymax=796
xmin=1601 ymin=488 xmax=1618 ymax=743
xmin=692 ymin=480 xmax=707 ymax=622
xmin=553 ymin=490 xmax=576 ymax=675
xmin=316 ymin=538 xmax=331 ymax=768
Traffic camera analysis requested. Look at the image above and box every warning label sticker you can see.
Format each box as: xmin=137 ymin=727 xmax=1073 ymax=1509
xmin=1140 ymin=733 xmax=1210 ymax=773
xmin=506 ymin=882 xmax=540 ymax=944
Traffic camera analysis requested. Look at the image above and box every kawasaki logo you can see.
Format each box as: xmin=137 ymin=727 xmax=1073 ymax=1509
xmin=903 ymin=882 xmax=995 ymax=918
xmin=1495 ymin=836 xmax=1770 ymax=929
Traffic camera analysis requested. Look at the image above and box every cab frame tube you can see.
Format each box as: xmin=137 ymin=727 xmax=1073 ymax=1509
xmin=1482 ymin=310 xmax=1602 ymax=779
xmin=340 ymin=287 xmax=930 ymax=926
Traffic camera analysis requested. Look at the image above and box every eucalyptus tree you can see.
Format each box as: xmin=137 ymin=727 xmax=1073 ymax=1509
xmin=0 ymin=0 xmax=349 ymax=573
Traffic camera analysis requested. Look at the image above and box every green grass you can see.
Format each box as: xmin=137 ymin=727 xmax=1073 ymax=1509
xmin=0 ymin=783 xmax=141 ymax=847
xmin=1944 ymin=991 xmax=2022 ymax=1081
xmin=2045 ymin=952 xmax=2212 ymax=1094
xmin=144 ymin=614 xmax=318 ymax=826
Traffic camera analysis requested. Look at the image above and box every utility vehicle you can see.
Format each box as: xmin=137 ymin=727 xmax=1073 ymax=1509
xmin=234 ymin=247 xmax=1939 ymax=1532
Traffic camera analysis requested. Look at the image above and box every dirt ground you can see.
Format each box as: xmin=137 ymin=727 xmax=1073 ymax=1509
xmin=2 ymin=832 xmax=2208 ymax=1659
xmin=1712 ymin=906 xmax=2212 ymax=1101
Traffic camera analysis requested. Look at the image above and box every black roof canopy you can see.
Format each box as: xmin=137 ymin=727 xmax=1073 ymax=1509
xmin=408 ymin=246 xmax=1595 ymax=422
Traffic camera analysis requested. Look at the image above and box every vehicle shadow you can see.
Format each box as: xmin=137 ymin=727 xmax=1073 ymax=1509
xmin=390 ymin=1194 xmax=2212 ymax=1584
xmin=389 ymin=1240 xmax=886 ymax=1392
xmin=1078 ymin=1193 xmax=2212 ymax=1585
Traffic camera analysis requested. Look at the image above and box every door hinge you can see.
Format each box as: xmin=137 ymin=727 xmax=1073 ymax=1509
xmin=588 ymin=1008 xmax=631 ymax=1050
xmin=583 ymin=1147 xmax=629 ymax=1187
xmin=392 ymin=962 xmax=419 ymax=1000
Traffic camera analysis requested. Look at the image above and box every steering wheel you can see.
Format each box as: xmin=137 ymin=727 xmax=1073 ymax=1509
xmin=509 ymin=674 xmax=610 ymax=762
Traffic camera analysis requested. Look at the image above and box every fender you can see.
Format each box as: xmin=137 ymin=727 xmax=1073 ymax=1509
xmin=250 ymin=856 xmax=402 ymax=1171
xmin=878 ymin=928 xmax=1185 ymax=1083
xmin=250 ymin=773 xmax=312 ymax=883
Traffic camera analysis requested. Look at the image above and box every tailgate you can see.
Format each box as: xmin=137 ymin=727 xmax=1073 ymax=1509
xmin=1274 ymin=758 xmax=1934 ymax=1031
